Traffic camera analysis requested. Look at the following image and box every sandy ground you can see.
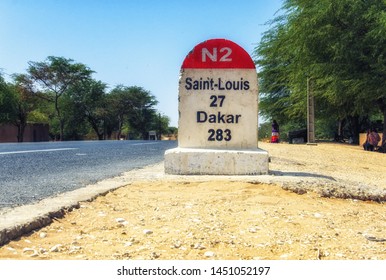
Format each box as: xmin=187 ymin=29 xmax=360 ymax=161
xmin=0 ymin=142 xmax=385 ymax=260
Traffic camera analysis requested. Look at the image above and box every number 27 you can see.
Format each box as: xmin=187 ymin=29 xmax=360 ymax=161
xmin=210 ymin=95 xmax=225 ymax=107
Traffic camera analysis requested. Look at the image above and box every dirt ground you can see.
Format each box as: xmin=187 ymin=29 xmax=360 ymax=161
xmin=0 ymin=142 xmax=385 ymax=260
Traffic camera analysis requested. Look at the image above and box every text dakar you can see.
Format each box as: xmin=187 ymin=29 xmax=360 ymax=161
xmin=197 ymin=111 xmax=241 ymax=123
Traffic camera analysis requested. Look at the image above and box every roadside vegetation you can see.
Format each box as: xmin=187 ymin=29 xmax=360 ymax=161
xmin=0 ymin=57 xmax=175 ymax=141
xmin=255 ymin=0 xmax=386 ymax=143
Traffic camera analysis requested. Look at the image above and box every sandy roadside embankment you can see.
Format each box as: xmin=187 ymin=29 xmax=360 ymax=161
xmin=0 ymin=142 xmax=385 ymax=260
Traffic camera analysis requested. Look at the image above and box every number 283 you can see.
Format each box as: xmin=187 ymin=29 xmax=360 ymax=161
xmin=208 ymin=129 xmax=231 ymax=141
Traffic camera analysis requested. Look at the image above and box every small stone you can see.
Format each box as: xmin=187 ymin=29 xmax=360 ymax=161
xmin=314 ymin=213 xmax=322 ymax=218
xmin=23 ymin=248 xmax=38 ymax=257
xmin=116 ymin=217 xmax=128 ymax=227
xmin=280 ymin=254 xmax=290 ymax=259
xmin=248 ymin=227 xmax=258 ymax=233
xmin=50 ymin=244 xmax=62 ymax=252
xmin=204 ymin=251 xmax=216 ymax=258
xmin=39 ymin=232 xmax=47 ymax=238
xmin=193 ymin=243 xmax=206 ymax=250
xmin=39 ymin=248 xmax=47 ymax=254
xmin=22 ymin=248 xmax=35 ymax=253
xmin=143 ymin=229 xmax=153 ymax=235
xmin=116 ymin=218 xmax=128 ymax=224
xmin=88 ymin=234 xmax=96 ymax=240
xmin=68 ymin=246 xmax=82 ymax=254
xmin=172 ymin=241 xmax=182 ymax=248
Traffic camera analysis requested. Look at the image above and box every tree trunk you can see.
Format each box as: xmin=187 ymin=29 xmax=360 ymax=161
xmin=338 ymin=119 xmax=346 ymax=137
xmin=59 ymin=118 xmax=65 ymax=141
xmin=382 ymin=107 xmax=386 ymax=144
xmin=377 ymin=98 xmax=386 ymax=144
xmin=16 ymin=124 xmax=25 ymax=142
xmin=116 ymin=115 xmax=124 ymax=140
xmin=349 ymin=115 xmax=360 ymax=144
xmin=55 ymin=97 xmax=64 ymax=141
xmin=15 ymin=111 xmax=27 ymax=142
xmin=88 ymin=117 xmax=104 ymax=140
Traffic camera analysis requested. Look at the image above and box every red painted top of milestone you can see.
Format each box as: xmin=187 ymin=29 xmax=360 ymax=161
xmin=181 ymin=38 xmax=256 ymax=69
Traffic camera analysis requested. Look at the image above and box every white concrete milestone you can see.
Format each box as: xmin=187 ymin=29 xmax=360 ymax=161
xmin=165 ymin=148 xmax=269 ymax=175
xmin=164 ymin=38 xmax=268 ymax=175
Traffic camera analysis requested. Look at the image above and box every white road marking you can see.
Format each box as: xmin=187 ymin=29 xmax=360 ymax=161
xmin=0 ymin=148 xmax=79 ymax=155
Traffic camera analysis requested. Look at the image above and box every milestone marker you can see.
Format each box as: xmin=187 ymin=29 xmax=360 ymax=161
xmin=165 ymin=38 xmax=268 ymax=175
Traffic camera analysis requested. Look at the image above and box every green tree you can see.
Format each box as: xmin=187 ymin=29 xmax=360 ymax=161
xmin=0 ymin=75 xmax=39 ymax=142
xmin=27 ymin=56 xmax=93 ymax=140
xmin=68 ymin=78 xmax=107 ymax=140
xmin=11 ymin=78 xmax=38 ymax=142
xmin=108 ymin=85 xmax=140 ymax=140
xmin=127 ymin=87 xmax=158 ymax=140
xmin=109 ymin=86 xmax=158 ymax=140
xmin=0 ymin=75 xmax=15 ymax=123
xmin=59 ymin=93 xmax=89 ymax=140
xmin=255 ymin=0 xmax=386 ymax=142
xmin=155 ymin=113 xmax=171 ymax=140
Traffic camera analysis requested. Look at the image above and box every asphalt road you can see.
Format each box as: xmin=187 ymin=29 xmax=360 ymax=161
xmin=0 ymin=140 xmax=177 ymax=209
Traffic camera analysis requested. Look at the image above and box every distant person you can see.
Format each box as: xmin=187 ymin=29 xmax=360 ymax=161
xmin=363 ymin=129 xmax=371 ymax=150
xmin=363 ymin=128 xmax=381 ymax=151
xmin=377 ymin=137 xmax=386 ymax=153
xmin=271 ymin=120 xmax=280 ymax=143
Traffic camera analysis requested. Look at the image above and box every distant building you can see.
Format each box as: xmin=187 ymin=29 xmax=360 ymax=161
xmin=148 ymin=130 xmax=157 ymax=140
xmin=0 ymin=123 xmax=50 ymax=143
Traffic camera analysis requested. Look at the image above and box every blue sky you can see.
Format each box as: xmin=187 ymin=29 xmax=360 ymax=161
xmin=0 ymin=0 xmax=283 ymax=127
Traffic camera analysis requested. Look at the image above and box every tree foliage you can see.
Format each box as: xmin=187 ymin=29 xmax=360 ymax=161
xmin=0 ymin=75 xmax=14 ymax=123
xmin=1 ymin=57 xmax=171 ymax=142
xmin=68 ymin=78 xmax=107 ymax=140
xmin=0 ymin=74 xmax=39 ymax=141
xmin=255 ymin=0 xmax=386 ymax=142
xmin=27 ymin=56 xmax=94 ymax=140
xmin=125 ymin=86 xmax=159 ymax=140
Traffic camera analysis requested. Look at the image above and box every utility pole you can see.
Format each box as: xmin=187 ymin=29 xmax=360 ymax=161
xmin=158 ymin=113 xmax=162 ymax=140
xmin=307 ymin=77 xmax=316 ymax=145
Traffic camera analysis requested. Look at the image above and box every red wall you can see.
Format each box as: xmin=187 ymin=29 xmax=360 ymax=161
xmin=0 ymin=123 xmax=50 ymax=143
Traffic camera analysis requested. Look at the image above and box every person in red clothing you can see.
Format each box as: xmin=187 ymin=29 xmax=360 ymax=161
xmin=271 ymin=120 xmax=280 ymax=143
xmin=363 ymin=128 xmax=381 ymax=151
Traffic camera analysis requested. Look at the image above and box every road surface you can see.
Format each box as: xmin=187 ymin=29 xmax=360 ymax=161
xmin=0 ymin=140 xmax=177 ymax=209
